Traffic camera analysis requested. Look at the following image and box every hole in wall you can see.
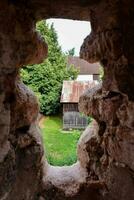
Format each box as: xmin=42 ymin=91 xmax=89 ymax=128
xmin=21 ymin=18 xmax=100 ymax=166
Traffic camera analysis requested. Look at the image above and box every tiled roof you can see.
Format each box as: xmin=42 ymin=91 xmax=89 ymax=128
xmin=67 ymin=56 xmax=100 ymax=75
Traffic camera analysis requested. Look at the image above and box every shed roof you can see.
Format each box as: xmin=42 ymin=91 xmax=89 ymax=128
xmin=67 ymin=56 xmax=100 ymax=75
xmin=60 ymin=81 xmax=96 ymax=103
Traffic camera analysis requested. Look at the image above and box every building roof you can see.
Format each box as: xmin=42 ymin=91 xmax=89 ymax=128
xmin=60 ymin=81 xmax=96 ymax=103
xmin=67 ymin=56 xmax=100 ymax=75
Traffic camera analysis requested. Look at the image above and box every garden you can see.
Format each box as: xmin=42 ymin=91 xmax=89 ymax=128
xmin=40 ymin=116 xmax=81 ymax=166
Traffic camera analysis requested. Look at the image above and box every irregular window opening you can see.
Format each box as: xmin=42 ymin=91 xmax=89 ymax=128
xmin=21 ymin=19 xmax=100 ymax=166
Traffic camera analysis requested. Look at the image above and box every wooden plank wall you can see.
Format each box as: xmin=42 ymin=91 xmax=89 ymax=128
xmin=63 ymin=111 xmax=88 ymax=130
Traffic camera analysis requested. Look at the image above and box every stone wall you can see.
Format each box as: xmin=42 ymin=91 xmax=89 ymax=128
xmin=0 ymin=0 xmax=134 ymax=200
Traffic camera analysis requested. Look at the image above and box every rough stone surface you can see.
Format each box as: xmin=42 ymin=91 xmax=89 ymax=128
xmin=0 ymin=0 xmax=134 ymax=200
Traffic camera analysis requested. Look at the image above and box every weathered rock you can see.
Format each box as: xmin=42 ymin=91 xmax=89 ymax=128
xmin=11 ymin=80 xmax=39 ymax=130
xmin=0 ymin=0 xmax=134 ymax=200
xmin=79 ymin=85 xmax=134 ymax=200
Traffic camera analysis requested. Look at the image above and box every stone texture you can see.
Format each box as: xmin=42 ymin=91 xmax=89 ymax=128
xmin=79 ymin=85 xmax=134 ymax=200
xmin=0 ymin=0 xmax=134 ymax=200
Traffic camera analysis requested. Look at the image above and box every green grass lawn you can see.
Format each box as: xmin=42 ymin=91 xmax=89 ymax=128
xmin=40 ymin=116 xmax=81 ymax=166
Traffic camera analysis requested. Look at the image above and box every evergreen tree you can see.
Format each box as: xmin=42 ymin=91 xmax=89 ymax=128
xmin=67 ymin=47 xmax=75 ymax=56
xmin=21 ymin=20 xmax=78 ymax=115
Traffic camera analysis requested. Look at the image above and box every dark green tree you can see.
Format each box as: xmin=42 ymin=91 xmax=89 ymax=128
xmin=21 ymin=20 xmax=78 ymax=115
xmin=67 ymin=47 xmax=75 ymax=56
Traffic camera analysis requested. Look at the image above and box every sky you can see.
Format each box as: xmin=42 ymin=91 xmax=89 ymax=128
xmin=47 ymin=18 xmax=91 ymax=56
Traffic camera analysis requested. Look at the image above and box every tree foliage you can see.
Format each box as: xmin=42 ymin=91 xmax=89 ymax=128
xmin=99 ymin=66 xmax=104 ymax=81
xmin=21 ymin=20 xmax=78 ymax=115
xmin=67 ymin=47 xmax=75 ymax=56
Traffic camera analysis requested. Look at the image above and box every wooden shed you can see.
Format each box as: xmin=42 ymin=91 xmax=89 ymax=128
xmin=60 ymin=81 xmax=96 ymax=130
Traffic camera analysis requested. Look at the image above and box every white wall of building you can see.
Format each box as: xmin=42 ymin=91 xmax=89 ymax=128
xmin=76 ymin=75 xmax=93 ymax=81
